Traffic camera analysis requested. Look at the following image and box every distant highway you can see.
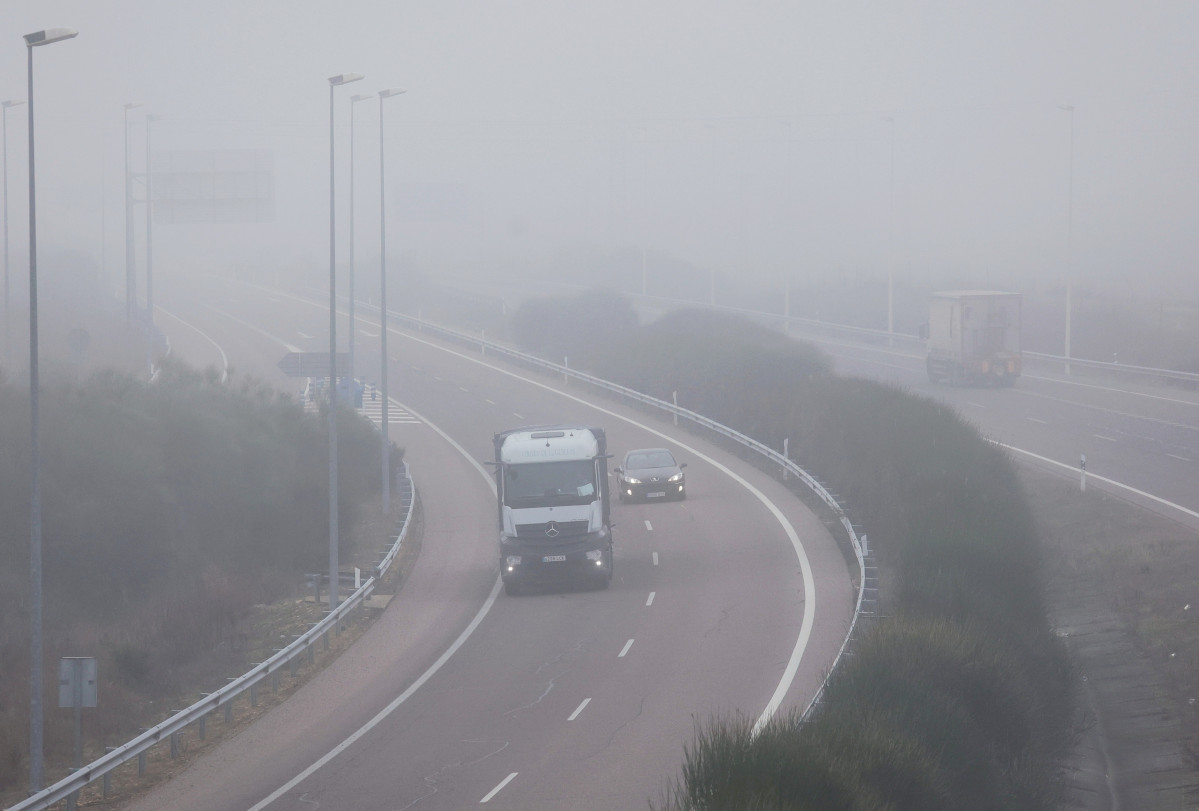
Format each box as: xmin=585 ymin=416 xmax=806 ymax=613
xmin=806 ymin=333 xmax=1199 ymax=527
xmin=129 ymin=274 xmax=855 ymax=811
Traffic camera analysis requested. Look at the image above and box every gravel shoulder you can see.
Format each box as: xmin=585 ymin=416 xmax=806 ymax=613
xmin=1020 ymin=463 xmax=1199 ymax=808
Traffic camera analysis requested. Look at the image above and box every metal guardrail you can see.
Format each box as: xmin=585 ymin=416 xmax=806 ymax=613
xmin=388 ymin=311 xmax=869 ymax=723
xmin=9 ymin=464 xmax=416 ymax=811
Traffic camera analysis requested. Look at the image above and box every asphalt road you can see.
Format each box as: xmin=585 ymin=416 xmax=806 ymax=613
xmin=805 ymin=332 xmax=1199 ymax=527
xmin=126 ymin=275 xmax=854 ymax=811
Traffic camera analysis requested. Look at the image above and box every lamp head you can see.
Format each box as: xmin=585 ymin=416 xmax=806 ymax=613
xmin=24 ymin=28 xmax=78 ymax=47
xmin=329 ymin=73 xmax=365 ymax=86
xmin=379 ymin=88 xmax=407 ymax=99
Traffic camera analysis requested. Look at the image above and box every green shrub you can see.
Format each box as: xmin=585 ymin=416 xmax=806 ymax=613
xmin=517 ymin=297 xmax=1072 ymax=808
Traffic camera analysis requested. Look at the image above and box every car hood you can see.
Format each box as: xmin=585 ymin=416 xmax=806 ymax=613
xmin=627 ymin=466 xmax=679 ymax=479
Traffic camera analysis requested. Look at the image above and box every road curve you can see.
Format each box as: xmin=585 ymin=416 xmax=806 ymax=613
xmin=125 ymin=276 xmax=854 ymax=811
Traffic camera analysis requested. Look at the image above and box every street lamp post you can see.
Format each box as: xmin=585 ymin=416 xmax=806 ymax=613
xmin=327 ymin=72 xmax=363 ymax=612
xmin=347 ymin=93 xmax=372 ymax=383
xmin=145 ymin=114 xmax=160 ymax=324
xmin=1059 ymin=104 xmax=1075 ymax=375
xmin=24 ymin=26 xmax=78 ymax=793
xmin=378 ymin=87 xmax=405 ymax=514
xmin=883 ymin=115 xmax=896 ymax=343
xmin=123 ymin=102 xmax=141 ymax=324
xmin=3 ymin=99 xmax=24 ymax=364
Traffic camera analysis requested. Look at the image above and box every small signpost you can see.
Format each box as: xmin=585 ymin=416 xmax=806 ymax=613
xmin=277 ymin=352 xmax=350 ymax=378
xmin=59 ymin=657 xmax=97 ymax=811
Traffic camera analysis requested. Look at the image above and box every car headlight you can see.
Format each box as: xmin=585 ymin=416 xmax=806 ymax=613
xmin=505 ymin=556 xmax=522 ymax=566
xmin=668 ymin=472 xmax=684 ymax=482
xmin=585 ymin=549 xmax=604 ymax=561
xmin=624 ymin=476 xmax=642 ymax=484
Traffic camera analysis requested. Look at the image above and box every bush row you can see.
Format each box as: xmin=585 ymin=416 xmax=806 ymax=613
xmin=515 ymin=294 xmax=1072 ymax=809
xmin=0 ymin=358 xmax=399 ymax=793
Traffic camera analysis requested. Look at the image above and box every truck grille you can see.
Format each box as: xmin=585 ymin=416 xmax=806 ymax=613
xmin=515 ymin=520 xmax=590 ymax=540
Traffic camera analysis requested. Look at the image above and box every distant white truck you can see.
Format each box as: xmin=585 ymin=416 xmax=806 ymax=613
xmin=923 ymin=290 xmax=1022 ymax=386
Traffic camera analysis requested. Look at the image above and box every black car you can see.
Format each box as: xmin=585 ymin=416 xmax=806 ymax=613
xmin=615 ymin=448 xmax=686 ymax=502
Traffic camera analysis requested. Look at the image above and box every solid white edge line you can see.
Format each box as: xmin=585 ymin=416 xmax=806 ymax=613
xmin=568 ymin=698 xmax=591 ymax=721
xmin=619 ymin=639 xmax=635 ymax=658
xmin=998 ymin=442 xmax=1199 ymax=521
xmin=155 ymin=306 xmax=230 ymax=383
xmin=480 ymin=772 xmax=518 ymax=803
xmin=644 ymin=520 xmax=653 ymax=531
xmin=652 ymin=552 xmax=659 ymax=566
xmin=647 ymin=591 xmax=656 ymax=606
xmin=248 ymin=401 xmax=502 ymax=811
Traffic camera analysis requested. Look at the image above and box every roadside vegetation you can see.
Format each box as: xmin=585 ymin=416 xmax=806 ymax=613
xmin=0 ymin=358 xmax=398 ymax=797
xmin=511 ymin=291 xmax=1073 ymax=809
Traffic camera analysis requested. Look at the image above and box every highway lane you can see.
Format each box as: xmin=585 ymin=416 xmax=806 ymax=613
xmin=129 ymin=274 xmax=853 ymax=810
xmin=807 ymin=334 xmax=1199 ymax=524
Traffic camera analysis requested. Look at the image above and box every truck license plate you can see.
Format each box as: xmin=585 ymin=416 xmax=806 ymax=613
xmin=542 ymin=555 xmax=566 ymax=562
xmin=647 ymin=492 xmax=666 ymax=498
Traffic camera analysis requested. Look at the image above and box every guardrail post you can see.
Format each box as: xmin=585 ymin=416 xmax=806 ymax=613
xmin=250 ymin=684 xmax=258 ymax=707
xmin=782 ymin=438 xmax=790 ymax=480
xmin=224 ymin=700 xmax=233 ymax=724
xmin=101 ymin=746 xmax=116 ymax=796
xmin=170 ymin=730 xmax=179 ymax=759
xmin=563 ymin=356 xmax=569 ymax=384
xmin=271 ymin=669 xmax=280 ymax=692
xmin=1080 ymin=453 xmax=1087 ymax=492
xmin=672 ymin=391 xmax=679 ymax=426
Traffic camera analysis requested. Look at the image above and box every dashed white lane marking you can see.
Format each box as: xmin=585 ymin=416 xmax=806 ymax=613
xmin=652 ymin=552 xmax=659 ymax=566
xmin=644 ymin=520 xmax=653 ymax=531
xmin=1167 ymin=453 xmax=1191 ymax=463
xmin=646 ymin=592 xmax=656 ymax=607
xmin=567 ymin=698 xmax=591 ymax=721
xmin=513 ymin=412 xmax=524 ymax=420
xmin=1093 ymin=434 xmax=1117 ymax=442
xmin=459 ymin=386 xmax=470 ymax=393
xmin=297 ymin=331 xmax=315 ymax=340
xmin=967 ymin=401 xmax=986 ymax=409
xmin=618 ymin=639 xmax=634 ymax=658
xmin=480 ymin=773 xmax=518 ymax=803
xmin=1027 ymin=417 xmax=1049 ymax=424
xmin=485 ymin=399 xmax=497 ymax=405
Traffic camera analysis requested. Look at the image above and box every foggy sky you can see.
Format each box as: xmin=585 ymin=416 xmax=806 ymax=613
xmin=3 ymin=2 xmax=1197 ymax=299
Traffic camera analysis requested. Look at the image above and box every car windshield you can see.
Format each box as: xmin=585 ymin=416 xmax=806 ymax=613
xmin=503 ymin=460 xmax=597 ymax=506
xmin=626 ymin=451 xmax=675 ymax=470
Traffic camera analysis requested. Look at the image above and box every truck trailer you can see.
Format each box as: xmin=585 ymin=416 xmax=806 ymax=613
xmin=492 ymin=426 xmax=613 ymax=595
xmin=924 ymin=290 xmax=1022 ymax=386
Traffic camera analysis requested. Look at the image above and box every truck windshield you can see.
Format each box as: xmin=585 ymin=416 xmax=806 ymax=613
xmin=503 ymin=460 xmax=597 ymax=507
